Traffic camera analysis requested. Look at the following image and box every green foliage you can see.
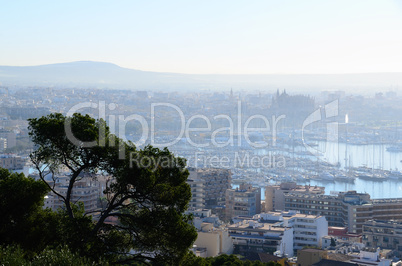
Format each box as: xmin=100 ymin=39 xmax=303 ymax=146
xmin=0 ymin=245 xmax=27 ymax=266
xmin=28 ymin=113 xmax=109 ymax=178
xmin=208 ymin=254 xmax=244 ymax=266
xmin=181 ymin=252 xmax=211 ymax=266
xmin=0 ymin=245 xmax=108 ymax=266
xmin=330 ymin=237 xmax=336 ymax=247
xmin=27 ymin=113 xmax=198 ymax=264
xmin=0 ymin=169 xmax=48 ymax=228
xmin=0 ymin=169 xmax=59 ymax=254
xmin=32 ymin=245 xmax=107 ymax=266
xmin=104 ymin=145 xmax=197 ymax=264
xmin=180 ymin=253 xmax=281 ymax=266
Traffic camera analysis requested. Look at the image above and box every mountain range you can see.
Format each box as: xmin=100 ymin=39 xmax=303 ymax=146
xmin=1 ymin=61 xmax=401 ymax=93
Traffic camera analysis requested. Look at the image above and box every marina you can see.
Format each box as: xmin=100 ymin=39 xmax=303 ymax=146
xmin=171 ymin=138 xmax=402 ymax=200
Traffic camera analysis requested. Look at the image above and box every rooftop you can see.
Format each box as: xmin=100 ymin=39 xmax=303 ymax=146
xmin=228 ymin=221 xmax=288 ymax=232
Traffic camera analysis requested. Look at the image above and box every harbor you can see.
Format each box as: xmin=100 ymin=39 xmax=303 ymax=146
xmin=170 ymin=137 xmax=402 ymax=200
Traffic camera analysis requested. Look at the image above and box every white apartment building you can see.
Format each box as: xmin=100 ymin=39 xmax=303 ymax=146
xmin=282 ymin=213 xmax=328 ymax=250
xmin=187 ymin=177 xmax=205 ymax=209
xmin=348 ymin=248 xmax=392 ymax=266
xmin=233 ymin=211 xmax=328 ymax=254
xmin=228 ymin=220 xmax=294 ymax=257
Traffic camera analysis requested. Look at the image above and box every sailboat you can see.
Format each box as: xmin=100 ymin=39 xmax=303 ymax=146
xmin=333 ymin=114 xmax=355 ymax=183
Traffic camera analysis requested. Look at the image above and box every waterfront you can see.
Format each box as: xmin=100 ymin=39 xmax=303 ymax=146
xmin=299 ymin=142 xmax=402 ymax=199
xmin=233 ymin=176 xmax=402 ymax=201
xmin=299 ymin=178 xmax=402 ymax=199
xmin=315 ymin=141 xmax=402 ymax=171
xmin=234 ymin=178 xmax=402 ymax=201
xmin=234 ymin=141 xmax=402 ymax=200
xmin=255 ymin=141 xmax=402 ymax=171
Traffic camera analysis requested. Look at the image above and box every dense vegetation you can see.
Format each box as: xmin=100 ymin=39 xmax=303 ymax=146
xmin=0 ymin=112 xmax=280 ymax=265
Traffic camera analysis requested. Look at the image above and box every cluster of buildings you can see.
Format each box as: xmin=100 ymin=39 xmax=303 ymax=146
xmin=187 ymin=168 xmax=263 ymax=222
xmin=363 ymin=220 xmax=402 ymax=258
xmin=187 ymin=169 xmax=330 ymax=260
xmin=225 ymin=183 xmax=261 ymax=219
xmin=296 ymin=247 xmax=393 ymax=266
xmin=2 ymin=85 xmax=402 ymax=263
xmin=229 ymin=211 xmax=328 ymax=257
xmin=264 ymin=182 xmax=402 ymax=234
xmin=0 ymin=154 xmax=29 ymax=176
xmin=184 ymin=172 xmax=402 ymax=264
xmin=187 ymin=167 xmax=232 ymax=209
xmin=188 ymin=208 xmax=327 ymax=259
xmin=188 ymin=206 xmax=398 ymax=265
xmin=3 ymin=150 xmax=402 ymax=264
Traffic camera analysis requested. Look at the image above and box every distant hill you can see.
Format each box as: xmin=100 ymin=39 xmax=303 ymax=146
xmin=0 ymin=61 xmax=187 ymax=90
xmin=1 ymin=61 xmax=402 ymax=93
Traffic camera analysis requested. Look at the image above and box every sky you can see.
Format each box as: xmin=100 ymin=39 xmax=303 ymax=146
xmin=1 ymin=0 xmax=402 ymax=74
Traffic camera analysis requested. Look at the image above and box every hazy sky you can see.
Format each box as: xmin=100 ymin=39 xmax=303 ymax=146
xmin=1 ymin=0 xmax=402 ymax=74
